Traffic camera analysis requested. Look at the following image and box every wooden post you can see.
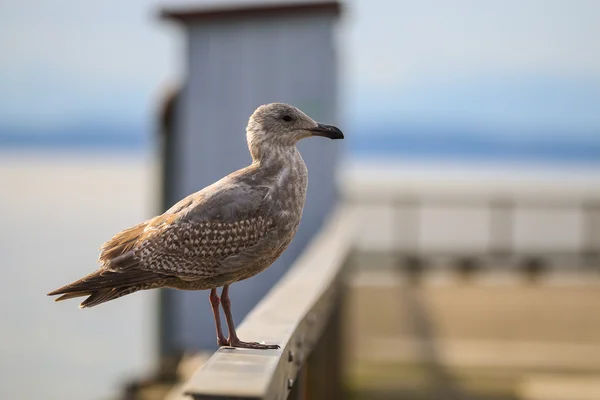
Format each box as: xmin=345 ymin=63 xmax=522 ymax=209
xmin=395 ymin=198 xmax=422 ymax=282
xmin=583 ymin=200 xmax=600 ymax=266
xmin=305 ymin=292 xmax=345 ymax=399
xmin=158 ymin=87 xmax=180 ymax=359
xmin=489 ymin=198 xmax=514 ymax=261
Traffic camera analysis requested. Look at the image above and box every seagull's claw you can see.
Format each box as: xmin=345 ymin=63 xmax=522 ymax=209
xmin=224 ymin=339 xmax=280 ymax=350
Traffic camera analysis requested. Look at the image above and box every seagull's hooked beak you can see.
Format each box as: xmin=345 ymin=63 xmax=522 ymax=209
xmin=309 ymin=123 xmax=344 ymax=140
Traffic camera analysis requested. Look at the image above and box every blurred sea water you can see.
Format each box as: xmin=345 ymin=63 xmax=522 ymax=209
xmin=0 ymin=150 xmax=158 ymax=400
xmin=3 ymin=124 xmax=600 ymax=165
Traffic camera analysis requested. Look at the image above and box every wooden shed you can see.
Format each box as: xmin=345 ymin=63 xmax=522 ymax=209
xmin=159 ymin=0 xmax=343 ymax=352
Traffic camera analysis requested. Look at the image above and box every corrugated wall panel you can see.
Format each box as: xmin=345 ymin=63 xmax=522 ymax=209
xmin=171 ymin=13 xmax=340 ymax=350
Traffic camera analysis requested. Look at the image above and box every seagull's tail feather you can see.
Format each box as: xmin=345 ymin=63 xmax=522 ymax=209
xmin=48 ymin=268 xmax=166 ymax=308
xmin=54 ymin=291 xmax=93 ymax=302
xmin=79 ymin=287 xmax=135 ymax=308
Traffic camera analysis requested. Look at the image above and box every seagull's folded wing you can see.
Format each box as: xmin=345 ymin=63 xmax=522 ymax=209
xmin=99 ymin=179 xmax=276 ymax=279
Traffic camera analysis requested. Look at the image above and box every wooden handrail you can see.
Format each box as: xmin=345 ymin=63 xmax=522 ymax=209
xmin=169 ymin=205 xmax=359 ymax=399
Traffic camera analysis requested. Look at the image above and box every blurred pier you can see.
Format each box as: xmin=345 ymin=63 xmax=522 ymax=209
xmin=126 ymin=166 xmax=600 ymax=399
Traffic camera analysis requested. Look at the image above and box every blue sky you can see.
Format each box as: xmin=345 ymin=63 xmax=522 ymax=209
xmin=1 ymin=0 xmax=600 ymax=137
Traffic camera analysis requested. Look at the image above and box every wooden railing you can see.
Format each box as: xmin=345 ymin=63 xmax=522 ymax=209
xmin=162 ymin=187 xmax=600 ymax=398
xmin=167 ymin=205 xmax=360 ymax=400
xmin=348 ymin=193 xmax=600 ymax=275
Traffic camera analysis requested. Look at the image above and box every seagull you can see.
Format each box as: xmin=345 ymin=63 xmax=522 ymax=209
xmin=47 ymin=103 xmax=344 ymax=349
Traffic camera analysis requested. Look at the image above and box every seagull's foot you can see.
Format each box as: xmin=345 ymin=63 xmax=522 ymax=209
xmin=226 ymin=338 xmax=280 ymax=350
xmin=217 ymin=337 xmax=229 ymax=347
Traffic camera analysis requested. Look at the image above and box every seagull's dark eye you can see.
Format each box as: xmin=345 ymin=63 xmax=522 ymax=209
xmin=282 ymin=115 xmax=293 ymax=122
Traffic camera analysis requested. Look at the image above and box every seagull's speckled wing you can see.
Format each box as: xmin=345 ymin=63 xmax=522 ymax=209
xmin=129 ymin=178 xmax=276 ymax=279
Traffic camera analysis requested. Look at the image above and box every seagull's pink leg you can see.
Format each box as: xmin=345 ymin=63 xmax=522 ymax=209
xmin=209 ymin=288 xmax=228 ymax=346
xmin=220 ymin=285 xmax=279 ymax=349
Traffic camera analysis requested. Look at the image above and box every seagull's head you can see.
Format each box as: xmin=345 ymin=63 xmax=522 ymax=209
xmin=246 ymin=103 xmax=343 ymax=156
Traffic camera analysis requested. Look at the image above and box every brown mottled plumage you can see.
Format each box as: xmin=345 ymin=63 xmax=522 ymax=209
xmin=48 ymin=103 xmax=343 ymax=349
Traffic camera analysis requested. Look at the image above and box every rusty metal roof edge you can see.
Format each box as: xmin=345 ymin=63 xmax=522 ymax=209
xmin=179 ymin=204 xmax=359 ymax=399
xmin=160 ymin=1 xmax=342 ymax=23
